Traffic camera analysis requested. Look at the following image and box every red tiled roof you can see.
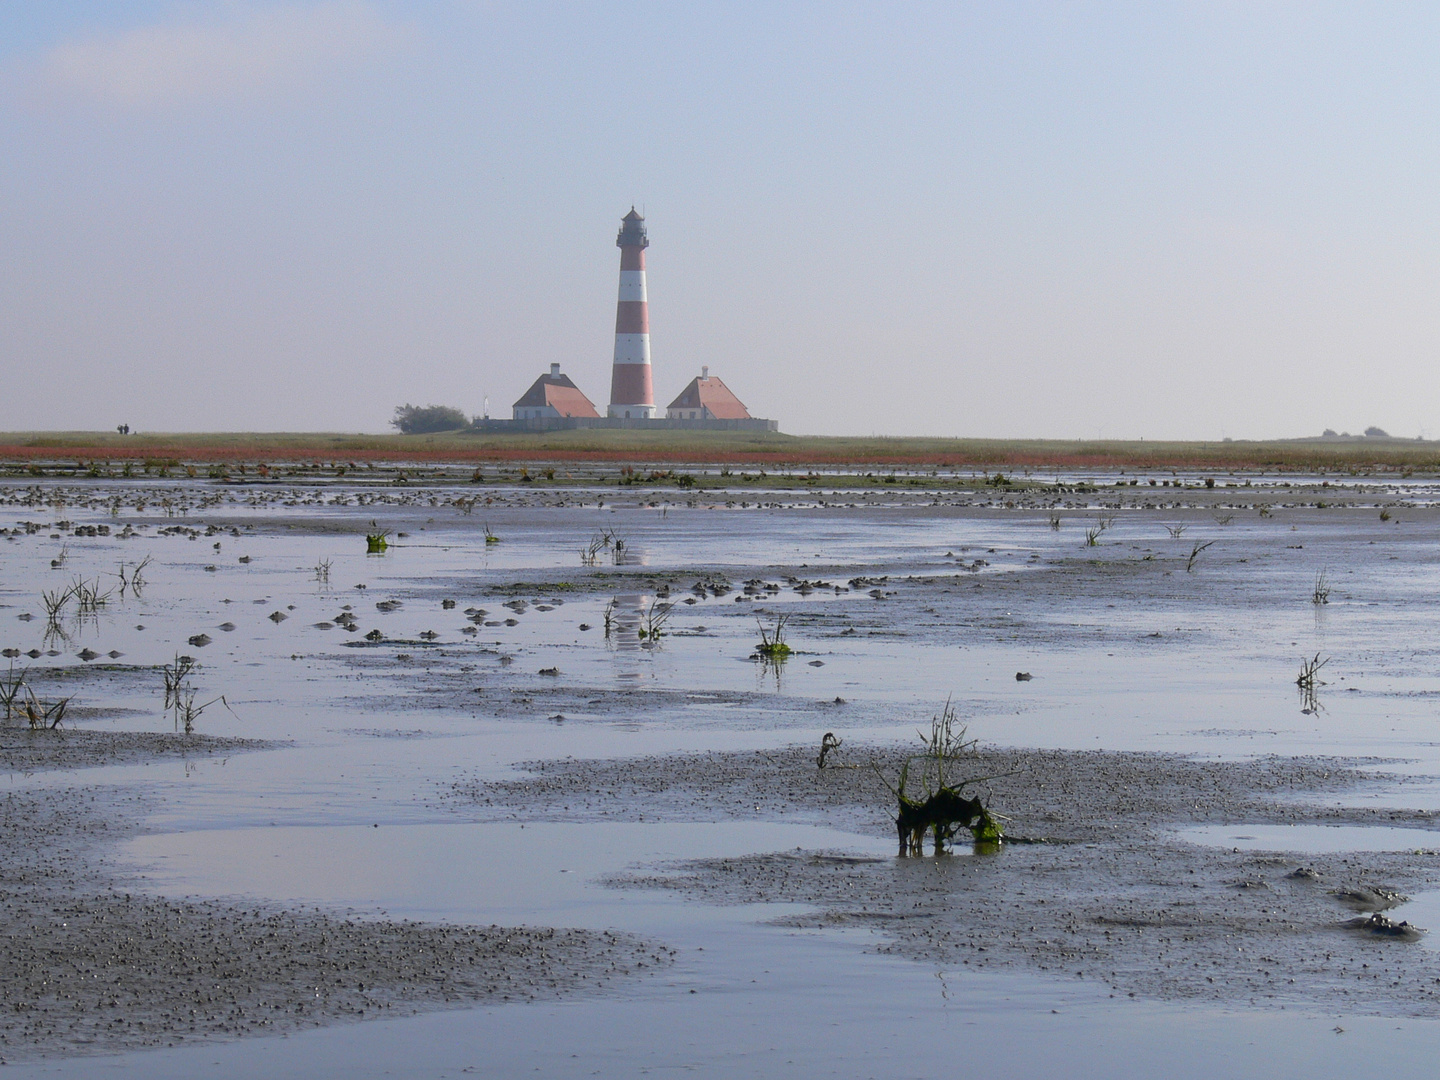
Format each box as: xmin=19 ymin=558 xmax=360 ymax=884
xmin=667 ymin=376 xmax=750 ymax=419
xmin=513 ymin=373 xmax=600 ymax=417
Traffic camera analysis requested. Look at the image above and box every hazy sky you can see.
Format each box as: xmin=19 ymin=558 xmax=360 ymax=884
xmin=2 ymin=2 xmax=1438 ymax=439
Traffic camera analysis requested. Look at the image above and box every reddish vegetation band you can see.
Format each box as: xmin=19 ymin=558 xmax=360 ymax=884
xmin=2 ymin=440 xmax=1436 ymax=471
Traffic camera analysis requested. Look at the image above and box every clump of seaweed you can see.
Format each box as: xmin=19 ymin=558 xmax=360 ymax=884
xmin=484 ymin=523 xmax=501 ymax=545
xmin=871 ymin=699 xmax=1003 ymax=855
xmin=365 ymin=527 xmax=390 ymax=554
xmin=753 ymin=614 xmax=792 ymax=659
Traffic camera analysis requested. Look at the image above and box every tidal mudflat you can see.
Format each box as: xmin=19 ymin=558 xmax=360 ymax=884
xmin=4 ymin=469 xmax=1440 ymax=1076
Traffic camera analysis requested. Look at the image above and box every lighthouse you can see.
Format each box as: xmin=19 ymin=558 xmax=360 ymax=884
xmin=607 ymin=208 xmax=656 ymax=419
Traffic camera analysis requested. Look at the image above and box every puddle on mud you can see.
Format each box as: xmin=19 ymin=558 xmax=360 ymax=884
xmin=1178 ymin=823 xmax=1440 ymax=853
xmin=122 ymin=820 xmax=896 ymax=929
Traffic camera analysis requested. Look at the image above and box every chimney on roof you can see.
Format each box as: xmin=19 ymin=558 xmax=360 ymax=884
xmin=550 ymin=363 xmax=561 ymax=378
xmin=702 ymin=365 xmax=709 ymax=379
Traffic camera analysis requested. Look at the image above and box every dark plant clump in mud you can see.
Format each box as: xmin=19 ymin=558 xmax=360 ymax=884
xmin=871 ymin=701 xmax=1003 ymax=855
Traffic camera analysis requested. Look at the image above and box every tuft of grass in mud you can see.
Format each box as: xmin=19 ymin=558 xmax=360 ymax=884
xmin=753 ymin=614 xmax=792 ymax=659
xmin=116 ymin=554 xmax=152 ymax=598
xmin=1297 ymin=652 xmax=1330 ymax=713
xmin=638 ymin=600 xmax=673 ymax=643
xmin=160 ymin=653 xmax=234 ymax=734
xmin=0 ymin=663 xmax=26 ymax=722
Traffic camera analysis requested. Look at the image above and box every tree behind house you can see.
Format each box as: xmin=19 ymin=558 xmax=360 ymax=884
xmin=391 ymin=404 xmax=469 ymax=434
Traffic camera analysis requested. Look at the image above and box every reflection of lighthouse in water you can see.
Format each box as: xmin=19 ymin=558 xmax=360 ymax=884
xmin=607 ymin=208 xmax=656 ymax=419
xmin=608 ymin=593 xmax=650 ymax=685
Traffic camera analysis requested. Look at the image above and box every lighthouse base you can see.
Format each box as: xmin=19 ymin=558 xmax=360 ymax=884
xmin=472 ymin=416 xmax=779 ymax=433
xmin=607 ymin=404 xmax=657 ymax=420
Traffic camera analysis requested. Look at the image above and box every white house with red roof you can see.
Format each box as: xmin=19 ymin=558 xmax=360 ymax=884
xmin=512 ymin=365 xmax=601 ymax=420
xmin=665 ymin=367 xmax=752 ymax=420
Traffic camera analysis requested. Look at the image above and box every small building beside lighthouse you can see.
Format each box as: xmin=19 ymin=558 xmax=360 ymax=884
xmin=665 ymin=367 xmax=752 ymax=420
xmin=512 ymin=364 xmax=600 ymax=420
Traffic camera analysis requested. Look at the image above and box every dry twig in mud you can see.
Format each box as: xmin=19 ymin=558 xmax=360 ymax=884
xmin=869 ymin=699 xmax=1004 ymax=856
xmin=1297 ymin=653 xmax=1330 ymax=714
xmin=1313 ymin=570 xmax=1331 ymax=605
xmin=1165 ymin=523 xmax=1186 ymax=539
xmin=1048 ymin=513 xmax=1062 ymax=530
xmin=816 ymin=732 xmax=859 ymax=770
xmin=314 ymin=557 xmax=332 ymax=584
xmin=1186 ymin=540 xmax=1215 ymax=573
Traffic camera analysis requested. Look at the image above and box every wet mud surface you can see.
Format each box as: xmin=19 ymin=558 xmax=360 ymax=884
xmin=0 ymin=729 xmax=274 ymax=774
xmin=456 ymin=744 xmax=1440 ymax=1014
xmin=0 ymin=741 xmax=666 ymax=1062
xmin=5 ymin=470 xmax=1440 ymax=1068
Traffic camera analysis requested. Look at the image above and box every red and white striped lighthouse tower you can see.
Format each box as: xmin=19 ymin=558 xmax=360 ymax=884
xmin=608 ymin=208 xmax=656 ymax=419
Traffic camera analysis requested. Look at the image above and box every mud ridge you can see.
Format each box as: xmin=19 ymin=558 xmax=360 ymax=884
xmin=452 ymin=744 xmax=1440 ymax=1016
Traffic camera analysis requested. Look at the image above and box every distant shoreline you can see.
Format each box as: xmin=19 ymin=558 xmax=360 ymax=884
xmin=1 ymin=430 xmax=1437 ymax=472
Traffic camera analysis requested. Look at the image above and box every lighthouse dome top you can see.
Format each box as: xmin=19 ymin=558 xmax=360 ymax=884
xmin=616 ymin=207 xmax=649 ymax=248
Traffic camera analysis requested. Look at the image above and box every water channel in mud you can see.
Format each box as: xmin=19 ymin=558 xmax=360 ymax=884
xmin=4 ymin=470 xmax=1440 ymax=1076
